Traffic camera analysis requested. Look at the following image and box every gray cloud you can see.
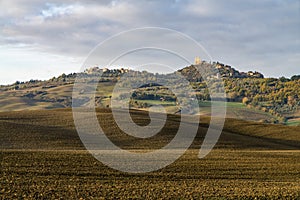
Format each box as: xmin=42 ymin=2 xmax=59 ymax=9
xmin=0 ymin=0 xmax=299 ymax=78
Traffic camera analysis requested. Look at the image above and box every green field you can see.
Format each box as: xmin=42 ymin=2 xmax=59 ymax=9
xmin=1 ymin=109 xmax=300 ymax=199
xmin=286 ymin=120 xmax=300 ymax=126
xmin=133 ymin=99 xmax=278 ymax=123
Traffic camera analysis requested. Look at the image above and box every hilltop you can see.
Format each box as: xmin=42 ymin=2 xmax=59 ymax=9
xmin=179 ymin=61 xmax=264 ymax=82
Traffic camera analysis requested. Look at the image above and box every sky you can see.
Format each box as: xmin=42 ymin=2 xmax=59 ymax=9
xmin=0 ymin=0 xmax=299 ymax=85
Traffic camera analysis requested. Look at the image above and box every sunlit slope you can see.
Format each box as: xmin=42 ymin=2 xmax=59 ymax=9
xmin=0 ymin=83 xmax=73 ymax=111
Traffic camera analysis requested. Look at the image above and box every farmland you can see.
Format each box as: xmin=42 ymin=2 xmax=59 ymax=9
xmin=1 ymin=109 xmax=300 ymax=199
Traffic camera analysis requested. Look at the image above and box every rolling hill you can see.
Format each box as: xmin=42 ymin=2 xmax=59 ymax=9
xmin=0 ymin=62 xmax=299 ymax=126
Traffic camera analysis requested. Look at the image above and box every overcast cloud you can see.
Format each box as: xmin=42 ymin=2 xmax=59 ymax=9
xmin=0 ymin=0 xmax=299 ymax=84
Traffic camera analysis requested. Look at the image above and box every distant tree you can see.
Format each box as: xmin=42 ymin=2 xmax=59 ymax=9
xmin=291 ymin=75 xmax=300 ymax=81
xmin=227 ymin=91 xmax=238 ymax=102
xmin=279 ymin=76 xmax=290 ymax=82
xmin=61 ymin=73 xmax=66 ymax=79
xmin=242 ymin=97 xmax=250 ymax=105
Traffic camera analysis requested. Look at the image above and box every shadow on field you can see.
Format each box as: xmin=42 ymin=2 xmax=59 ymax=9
xmin=0 ymin=108 xmax=299 ymax=151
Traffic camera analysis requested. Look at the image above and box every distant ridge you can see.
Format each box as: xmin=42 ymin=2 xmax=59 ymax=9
xmin=0 ymin=61 xmax=299 ymax=126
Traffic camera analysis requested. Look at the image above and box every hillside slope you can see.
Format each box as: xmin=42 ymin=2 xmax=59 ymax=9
xmin=0 ymin=109 xmax=299 ymax=150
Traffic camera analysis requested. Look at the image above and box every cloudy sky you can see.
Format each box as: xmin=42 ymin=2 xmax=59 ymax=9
xmin=0 ymin=0 xmax=299 ymax=84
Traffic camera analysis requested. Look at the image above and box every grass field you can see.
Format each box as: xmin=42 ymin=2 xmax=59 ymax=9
xmin=134 ymin=99 xmax=278 ymax=123
xmin=286 ymin=119 xmax=300 ymax=126
xmin=1 ymin=109 xmax=300 ymax=199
